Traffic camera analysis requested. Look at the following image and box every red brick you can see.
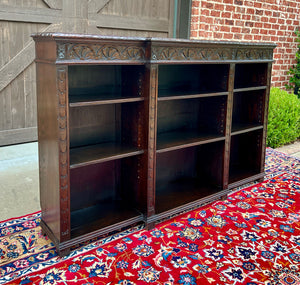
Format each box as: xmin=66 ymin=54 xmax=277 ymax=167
xmin=253 ymin=2 xmax=262 ymax=8
xmin=294 ymin=20 xmax=300 ymax=26
xmin=190 ymin=30 xmax=198 ymax=37
xmin=211 ymin=10 xmax=221 ymax=17
xmin=261 ymin=17 xmax=268 ymax=22
xmin=222 ymin=11 xmax=231 ymax=18
xmin=202 ymin=9 xmax=210 ymax=16
xmin=214 ymin=32 xmax=223 ymax=38
xmin=192 ymin=0 xmax=200 ymax=7
xmin=244 ymin=34 xmax=253 ymax=40
xmin=245 ymin=1 xmax=254 ymax=6
xmin=223 ymin=0 xmax=233 ymax=3
xmin=203 ymin=2 xmax=214 ymax=9
xmin=241 ymin=27 xmax=250 ymax=33
xmin=224 ymin=33 xmax=234 ymax=39
xmin=191 ymin=16 xmax=199 ymax=22
xmin=226 ymin=5 xmax=235 ymax=12
xmin=245 ymin=21 xmax=254 ymax=27
xmin=215 ymin=3 xmax=225 ymax=10
xmin=265 ymin=10 xmax=272 ymax=16
xmin=260 ymin=29 xmax=268 ymax=35
xmin=269 ymin=18 xmax=277 ymax=24
xmin=254 ymin=35 xmax=262 ymax=41
xmin=247 ymin=8 xmax=255 ymax=14
xmin=234 ymin=34 xmax=243 ymax=40
xmin=236 ymin=20 xmax=244 ymax=26
xmin=231 ymin=26 xmax=241 ymax=33
xmin=225 ymin=19 xmax=234 ymax=25
xmin=236 ymin=7 xmax=245 ymax=13
xmin=220 ymin=26 xmax=231 ymax=32
xmin=215 ymin=18 xmax=225 ymax=25
xmin=254 ymin=22 xmax=263 ymax=28
xmin=233 ymin=13 xmax=241 ymax=19
xmin=191 ymin=23 xmax=199 ymax=30
xmin=234 ymin=0 xmax=243 ymax=5
xmin=255 ymin=9 xmax=263 ymax=15
xmin=269 ymin=30 xmax=276 ymax=35
xmin=242 ymin=14 xmax=251 ymax=20
xmin=264 ymin=23 xmax=272 ymax=29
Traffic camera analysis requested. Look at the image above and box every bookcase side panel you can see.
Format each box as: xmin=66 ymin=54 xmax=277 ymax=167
xmin=36 ymin=62 xmax=61 ymax=243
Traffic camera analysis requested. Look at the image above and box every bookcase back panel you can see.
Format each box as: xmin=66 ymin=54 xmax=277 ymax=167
xmin=232 ymin=90 xmax=265 ymax=129
xmin=70 ymin=156 xmax=140 ymax=212
xmin=155 ymin=142 xmax=225 ymax=213
xmin=229 ymin=130 xmax=263 ymax=183
xmin=69 ymin=102 xmax=140 ymax=148
xmin=234 ymin=63 xmax=268 ymax=89
xmin=70 ymin=105 xmax=119 ymax=148
xmin=68 ymin=65 xmax=144 ymax=102
xmin=158 ymin=64 xmax=229 ymax=96
xmin=157 ymin=96 xmax=226 ymax=137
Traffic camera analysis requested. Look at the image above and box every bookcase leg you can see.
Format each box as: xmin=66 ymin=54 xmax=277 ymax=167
xmin=57 ymin=247 xmax=71 ymax=257
xmin=220 ymin=194 xmax=227 ymax=201
xmin=146 ymin=221 xmax=156 ymax=231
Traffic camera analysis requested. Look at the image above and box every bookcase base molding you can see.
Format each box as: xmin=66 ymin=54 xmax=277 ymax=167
xmin=33 ymin=33 xmax=275 ymax=256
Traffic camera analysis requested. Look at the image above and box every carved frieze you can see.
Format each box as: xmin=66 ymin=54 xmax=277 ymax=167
xmin=151 ymin=46 xmax=273 ymax=62
xmin=57 ymin=66 xmax=70 ymax=241
xmin=57 ymin=43 xmax=145 ymax=61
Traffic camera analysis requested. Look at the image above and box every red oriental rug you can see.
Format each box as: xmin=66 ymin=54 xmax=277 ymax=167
xmin=0 ymin=149 xmax=299 ymax=284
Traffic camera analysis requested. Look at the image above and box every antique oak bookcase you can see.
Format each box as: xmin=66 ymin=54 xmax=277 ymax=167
xmin=33 ymin=33 xmax=275 ymax=255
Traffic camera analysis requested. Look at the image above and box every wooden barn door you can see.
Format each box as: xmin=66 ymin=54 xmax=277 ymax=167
xmin=0 ymin=0 xmax=175 ymax=146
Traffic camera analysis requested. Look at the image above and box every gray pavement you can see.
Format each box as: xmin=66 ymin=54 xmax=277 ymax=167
xmin=0 ymin=140 xmax=299 ymax=222
xmin=0 ymin=142 xmax=40 ymax=221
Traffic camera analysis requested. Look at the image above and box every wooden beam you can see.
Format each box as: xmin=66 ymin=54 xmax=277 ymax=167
xmin=43 ymin=0 xmax=62 ymax=10
xmin=0 ymin=5 xmax=61 ymax=24
xmin=88 ymin=0 xmax=111 ymax=13
xmin=0 ymin=24 xmax=61 ymax=93
xmin=91 ymin=14 xmax=169 ymax=32
xmin=0 ymin=127 xmax=37 ymax=146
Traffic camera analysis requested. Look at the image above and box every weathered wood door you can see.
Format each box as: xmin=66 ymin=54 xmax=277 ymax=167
xmin=0 ymin=0 xmax=175 ymax=146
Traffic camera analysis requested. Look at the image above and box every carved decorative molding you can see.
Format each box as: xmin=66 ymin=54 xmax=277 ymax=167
xmin=57 ymin=66 xmax=70 ymax=241
xmin=151 ymin=46 xmax=273 ymax=61
xmin=57 ymin=43 xmax=145 ymax=61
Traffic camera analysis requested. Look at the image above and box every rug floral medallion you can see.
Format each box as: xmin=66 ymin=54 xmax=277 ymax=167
xmin=0 ymin=149 xmax=299 ymax=284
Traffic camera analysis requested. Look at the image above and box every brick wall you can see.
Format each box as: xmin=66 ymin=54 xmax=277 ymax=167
xmin=190 ymin=0 xmax=300 ymax=89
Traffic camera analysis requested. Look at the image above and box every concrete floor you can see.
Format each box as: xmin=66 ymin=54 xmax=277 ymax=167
xmin=0 ymin=142 xmax=40 ymax=221
xmin=0 ymin=140 xmax=299 ymax=222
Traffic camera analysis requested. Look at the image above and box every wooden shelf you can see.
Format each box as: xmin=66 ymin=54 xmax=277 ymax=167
xmin=70 ymin=143 xmax=143 ymax=168
xmin=69 ymin=94 xmax=143 ymax=107
xmin=157 ymin=130 xmax=225 ymax=153
xmin=71 ymin=201 xmax=143 ymax=238
xmin=233 ymin=86 xmax=267 ymax=93
xmin=155 ymin=177 xmax=221 ymax=214
xmin=231 ymin=123 xmax=263 ymax=135
xmin=158 ymin=91 xmax=228 ymax=101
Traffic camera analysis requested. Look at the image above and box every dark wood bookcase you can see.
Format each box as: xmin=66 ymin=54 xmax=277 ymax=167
xmin=33 ymin=33 xmax=275 ymax=255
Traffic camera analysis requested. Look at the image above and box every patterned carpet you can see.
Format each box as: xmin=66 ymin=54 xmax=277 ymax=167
xmin=0 ymin=148 xmax=299 ymax=284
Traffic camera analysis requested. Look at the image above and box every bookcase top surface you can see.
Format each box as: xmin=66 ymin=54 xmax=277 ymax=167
xmin=32 ymin=32 xmax=276 ymax=48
